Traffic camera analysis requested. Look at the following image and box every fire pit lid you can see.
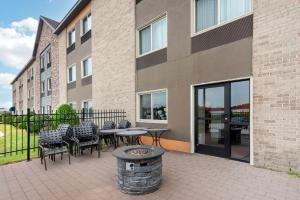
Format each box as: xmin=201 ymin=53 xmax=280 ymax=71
xmin=112 ymin=145 xmax=165 ymax=160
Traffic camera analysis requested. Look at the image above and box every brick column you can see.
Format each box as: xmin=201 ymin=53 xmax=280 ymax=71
xmin=252 ymin=0 xmax=300 ymax=171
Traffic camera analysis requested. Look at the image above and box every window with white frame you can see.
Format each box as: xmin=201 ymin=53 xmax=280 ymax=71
xmin=82 ymin=100 xmax=93 ymax=118
xmin=195 ymin=0 xmax=251 ymax=33
xmin=41 ymin=81 xmax=45 ymax=93
xmin=68 ymin=65 xmax=76 ymax=83
xmin=28 ymin=89 xmax=31 ymax=99
xmin=40 ymin=48 xmax=51 ymax=69
xmin=68 ymin=27 xmax=76 ymax=46
xmin=46 ymin=50 xmax=51 ymax=64
xmin=40 ymin=55 xmax=45 ymax=69
xmin=42 ymin=106 xmax=45 ymax=114
xmin=31 ymin=88 xmax=34 ymax=98
xmin=47 ymin=78 xmax=52 ymax=91
xmin=47 ymin=105 xmax=52 ymax=114
xmin=139 ymin=15 xmax=167 ymax=55
xmin=139 ymin=90 xmax=167 ymax=121
xmin=82 ymin=56 xmax=92 ymax=78
xmin=82 ymin=13 xmax=92 ymax=35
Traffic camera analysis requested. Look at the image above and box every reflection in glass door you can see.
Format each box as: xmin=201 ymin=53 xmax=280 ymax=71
xmin=230 ymin=80 xmax=250 ymax=162
xmin=195 ymin=84 xmax=229 ymax=157
xmin=195 ymin=80 xmax=250 ymax=162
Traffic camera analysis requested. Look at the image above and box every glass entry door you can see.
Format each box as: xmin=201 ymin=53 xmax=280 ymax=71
xmin=195 ymin=80 xmax=250 ymax=162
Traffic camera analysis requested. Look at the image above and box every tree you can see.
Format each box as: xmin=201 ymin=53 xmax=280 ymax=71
xmin=51 ymin=104 xmax=79 ymax=129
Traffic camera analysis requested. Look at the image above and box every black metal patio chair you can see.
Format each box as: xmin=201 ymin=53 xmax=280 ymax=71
xmin=72 ymin=125 xmax=100 ymax=158
xmin=39 ymin=130 xmax=71 ymax=171
xmin=116 ymin=120 xmax=131 ymax=146
xmin=100 ymin=121 xmax=116 ymax=147
xmin=57 ymin=123 xmax=74 ymax=154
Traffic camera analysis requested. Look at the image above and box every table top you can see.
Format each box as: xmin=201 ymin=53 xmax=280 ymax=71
xmin=126 ymin=127 xmax=148 ymax=131
xmin=99 ymin=129 xmax=125 ymax=134
xmin=116 ymin=130 xmax=148 ymax=136
xmin=144 ymin=128 xmax=169 ymax=132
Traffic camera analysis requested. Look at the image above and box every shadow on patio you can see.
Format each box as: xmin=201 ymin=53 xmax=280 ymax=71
xmin=0 ymin=150 xmax=299 ymax=200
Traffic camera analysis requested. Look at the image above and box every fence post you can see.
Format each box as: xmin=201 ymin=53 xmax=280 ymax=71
xmin=82 ymin=108 xmax=85 ymax=122
xmin=26 ymin=108 xmax=31 ymax=161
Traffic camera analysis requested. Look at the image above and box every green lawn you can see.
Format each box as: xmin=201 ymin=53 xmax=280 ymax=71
xmin=288 ymin=171 xmax=300 ymax=179
xmin=0 ymin=124 xmax=39 ymax=165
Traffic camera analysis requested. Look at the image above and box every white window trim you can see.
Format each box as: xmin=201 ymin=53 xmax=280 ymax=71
xmin=81 ymin=12 xmax=92 ymax=36
xmin=136 ymin=88 xmax=168 ymax=124
xmin=81 ymin=55 xmax=92 ymax=78
xmin=136 ymin=12 xmax=168 ymax=58
xmin=67 ymin=64 xmax=76 ymax=83
xmin=41 ymin=81 xmax=45 ymax=93
xmin=67 ymin=27 xmax=76 ymax=47
xmin=81 ymin=100 xmax=93 ymax=111
xmin=191 ymin=0 xmax=253 ymax=37
xmin=47 ymin=78 xmax=52 ymax=91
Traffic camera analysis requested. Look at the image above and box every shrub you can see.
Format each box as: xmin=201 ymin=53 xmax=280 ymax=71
xmin=51 ymin=104 xmax=79 ymax=129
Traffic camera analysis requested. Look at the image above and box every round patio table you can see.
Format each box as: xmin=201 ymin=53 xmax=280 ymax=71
xmin=144 ymin=128 xmax=169 ymax=147
xmin=116 ymin=130 xmax=148 ymax=146
xmin=99 ymin=129 xmax=125 ymax=149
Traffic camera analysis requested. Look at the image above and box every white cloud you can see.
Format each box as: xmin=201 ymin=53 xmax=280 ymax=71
xmin=0 ymin=17 xmax=38 ymax=69
xmin=0 ymin=73 xmax=15 ymax=87
xmin=1 ymin=101 xmax=12 ymax=110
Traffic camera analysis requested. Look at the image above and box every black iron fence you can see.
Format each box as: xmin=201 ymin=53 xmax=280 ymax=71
xmin=0 ymin=109 xmax=126 ymax=161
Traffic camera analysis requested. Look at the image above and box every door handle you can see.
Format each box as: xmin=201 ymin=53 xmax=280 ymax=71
xmin=224 ymin=114 xmax=229 ymax=122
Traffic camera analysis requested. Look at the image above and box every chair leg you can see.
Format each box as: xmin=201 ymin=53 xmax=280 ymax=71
xmin=61 ymin=153 xmax=63 ymax=160
xmin=44 ymin=155 xmax=47 ymax=171
xmin=68 ymin=152 xmax=71 ymax=165
xmin=40 ymin=149 xmax=43 ymax=164
xmin=98 ymin=145 xmax=100 ymax=158
xmin=91 ymin=147 xmax=93 ymax=154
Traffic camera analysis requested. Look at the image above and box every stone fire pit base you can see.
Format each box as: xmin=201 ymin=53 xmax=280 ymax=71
xmin=113 ymin=145 xmax=165 ymax=195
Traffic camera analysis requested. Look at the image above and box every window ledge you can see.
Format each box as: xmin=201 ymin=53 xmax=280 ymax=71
xmin=137 ymin=120 xmax=168 ymax=124
xmin=82 ymin=75 xmax=92 ymax=79
xmin=137 ymin=46 xmax=167 ymax=59
xmin=191 ymin=12 xmax=253 ymax=38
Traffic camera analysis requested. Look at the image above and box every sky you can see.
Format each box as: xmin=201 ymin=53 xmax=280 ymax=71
xmin=0 ymin=0 xmax=77 ymax=110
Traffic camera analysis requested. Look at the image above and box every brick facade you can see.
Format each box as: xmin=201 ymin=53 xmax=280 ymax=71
xmin=252 ymin=0 xmax=300 ymax=171
xmin=34 ymin=21 xmax=59 ymax=112
xmin=92 ymin=0 xmax=136 ymax=124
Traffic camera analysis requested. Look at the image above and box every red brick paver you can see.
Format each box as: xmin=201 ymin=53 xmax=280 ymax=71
xmin=0 ymin=151 xmax=299 ymax=200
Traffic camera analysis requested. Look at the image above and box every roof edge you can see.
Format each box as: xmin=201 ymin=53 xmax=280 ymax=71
xmin=11 ymin=57 xmax=35 ymax=85
xmin=54 ymin=0 xmax=91 ymax=34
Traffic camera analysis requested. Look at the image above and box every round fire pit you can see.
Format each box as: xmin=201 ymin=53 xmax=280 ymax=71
xmin=112 ymin=145 xmax=165 ymax=195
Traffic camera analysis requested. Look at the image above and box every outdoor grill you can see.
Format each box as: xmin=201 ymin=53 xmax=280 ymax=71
xmin=113 ymin=145 xmax=165 ymax=195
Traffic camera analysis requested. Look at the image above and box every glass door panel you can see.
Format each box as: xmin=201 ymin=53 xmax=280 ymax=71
xmin=195 ymin=80 xmax=250 ymax=162
xmin=230 ymin=80 xmax=250 ymax=162
xmin=195 ymin=85 xmax=227 ymax=157
xmin=204 ymin=87 xmax=225 ymax=147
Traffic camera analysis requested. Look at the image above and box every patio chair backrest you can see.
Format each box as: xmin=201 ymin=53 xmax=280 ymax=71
xmin=57 ymin=123 xmax=73 ymax=139
xmin=80 ymin=120 xmax=98 ymax=134
xmin=73 ymin=126 xmax=94 ymax=139
xmin=118 ymin=120 xmax=131 ymax=129
xmin=102 ymin=121 xmax=115 ymax=130
xmin=40 ymin=130 xmax=63 ymax=146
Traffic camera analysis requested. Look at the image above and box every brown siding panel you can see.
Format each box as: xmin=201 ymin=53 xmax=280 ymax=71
xmin=191 ymin=15 xmax=253 ymax=54
xmin=67 ymin=82 xmax=76 ymax=90
xmin=81 ymin=76 xmax=92 ymax=86
xmin=136 ymin=48 xmax=167 ymax=70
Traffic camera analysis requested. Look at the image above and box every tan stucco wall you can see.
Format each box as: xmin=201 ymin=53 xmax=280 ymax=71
xmin=58 ymin=29 xmax=67 ymax=105
xmin=252 ymin=0 xmax=300 ymax=171
xmin=92 ymin=0 xmax=136 ymax=124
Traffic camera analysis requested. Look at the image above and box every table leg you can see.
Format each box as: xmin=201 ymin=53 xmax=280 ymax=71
xmin=155 ymin=132 xmax=158 ymax=146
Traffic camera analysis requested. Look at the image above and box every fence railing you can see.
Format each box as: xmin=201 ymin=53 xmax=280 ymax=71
xmin=0 ymin=109 xmax=126 ymax=161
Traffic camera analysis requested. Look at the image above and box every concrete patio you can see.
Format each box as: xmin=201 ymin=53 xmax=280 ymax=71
xmin=0 ymin=151 xmax=299 ymax=200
